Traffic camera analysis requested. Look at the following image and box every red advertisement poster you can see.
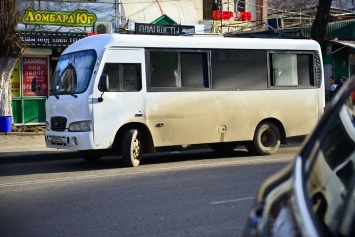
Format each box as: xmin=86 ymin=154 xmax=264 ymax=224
xmin=22 ymin=57 xmax=48 ymax=96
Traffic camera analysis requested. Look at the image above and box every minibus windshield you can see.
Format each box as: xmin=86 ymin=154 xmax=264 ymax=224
xmin=50 ymin=50 xmax=96 ymax=95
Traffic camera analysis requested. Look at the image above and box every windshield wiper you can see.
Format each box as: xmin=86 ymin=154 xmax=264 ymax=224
xmin=49 ymin=89 xmax=59 ymax=99
xmin=68 ymin=92 xmax=78 ymax=98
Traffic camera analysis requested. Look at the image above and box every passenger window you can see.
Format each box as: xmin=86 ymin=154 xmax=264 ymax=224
xmin=211 ymin=50 xmax=267 ymax=89
xmin=297 ymin=54 xmax=315 ymax=86
xmin=102 ymin=63 xmax=141 ymax=92
xmin=181 ymin=52 xmax=208 ymax=88
xmin=150 ymin=51 xmax=209 ymax=89
xmin=271 ymin=53 xmax=314 ymax=87
xmin=150 ymin=51 xmax=179 ymax=87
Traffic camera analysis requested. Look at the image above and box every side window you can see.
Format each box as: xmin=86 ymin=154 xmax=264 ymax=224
xmin=149 ymin=50 xmax=209 ymax=89
xmin=211 ymin=50 xmax=267 ymax=89
xmin=298 ymin=54 xmax=315 ymax=86
xmin=181 ymin=52 xmax=209 ymax=88
xmin=271 ymin=53 xmax=314 ymax=87
xmin=102 ymin=63 xmax=141 ymax=92
xmin=150 ymin=51 xmax=179 ymax=87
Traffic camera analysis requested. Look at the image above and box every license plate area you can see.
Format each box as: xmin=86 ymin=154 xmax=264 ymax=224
xmin=51 ymin=136 xmax=63 ymax=143
xmin=49 ymin=135 xmax=68 ymax=146
xmin=46 ymin=135 xmax=69 ymax=147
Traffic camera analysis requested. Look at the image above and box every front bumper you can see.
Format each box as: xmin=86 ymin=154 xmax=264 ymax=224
xmin=45 ymin=131 xmax=95 ymax=150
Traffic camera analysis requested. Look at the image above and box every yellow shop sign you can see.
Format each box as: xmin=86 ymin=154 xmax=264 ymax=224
xmin=22 ymin=8 xmax=97 ymax=27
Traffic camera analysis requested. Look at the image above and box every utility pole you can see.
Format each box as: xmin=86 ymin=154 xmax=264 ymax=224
xmin=217 ymin=0 xmax=222 ymax=31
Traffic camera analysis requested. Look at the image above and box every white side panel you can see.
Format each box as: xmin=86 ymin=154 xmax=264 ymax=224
xmin=146 ymin=89 xmax=319 ymax=147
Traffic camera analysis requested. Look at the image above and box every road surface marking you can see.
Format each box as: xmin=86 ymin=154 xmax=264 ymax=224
xmin=211 ymin=197 xmax=255 ymax=204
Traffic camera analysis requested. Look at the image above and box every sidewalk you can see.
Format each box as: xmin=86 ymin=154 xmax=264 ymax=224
xmin=0 ymin=132 xmax=80 ymax=164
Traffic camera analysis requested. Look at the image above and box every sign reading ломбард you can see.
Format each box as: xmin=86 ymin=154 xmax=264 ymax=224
xmin=22 ymin=8 xmax=97 ymax=27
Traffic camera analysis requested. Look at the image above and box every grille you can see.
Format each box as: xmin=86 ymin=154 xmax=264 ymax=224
xmin=51 ymin=116 xmax=67 ymax=131
xmin=315 ymin=52 xmax=322 ymax=88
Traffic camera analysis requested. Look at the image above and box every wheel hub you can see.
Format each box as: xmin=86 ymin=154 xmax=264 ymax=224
xmin=133 ymin=139 xmax=141 ymax=158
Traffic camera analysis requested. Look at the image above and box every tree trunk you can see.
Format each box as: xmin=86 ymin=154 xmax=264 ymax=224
xmin=0 ymin=56 xmax=18 ymax=117
xmin=311 ymin=0 xmax=333 ymax=45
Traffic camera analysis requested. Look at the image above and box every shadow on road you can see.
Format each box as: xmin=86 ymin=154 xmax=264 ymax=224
xmin=0 ymin=146 xmax=257 ymax=177
xmin=0 ymin=135 xmax=305 ymax=177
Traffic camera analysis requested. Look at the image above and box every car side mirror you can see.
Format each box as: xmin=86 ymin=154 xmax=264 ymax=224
xmin=98 ymin=74 xmax=109 ymax=92
xmin=98 ymin=74 xmax=109 ymax=103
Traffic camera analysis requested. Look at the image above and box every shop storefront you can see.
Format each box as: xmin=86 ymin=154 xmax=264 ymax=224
xmin=12 ymin=7 xmax=92 ymax=125
xmin=11 ymin=48 xmax=50 ymax=125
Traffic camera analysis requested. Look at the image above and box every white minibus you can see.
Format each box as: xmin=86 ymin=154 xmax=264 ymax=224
xmin=37 ymin=34 xmax=325 ymax=167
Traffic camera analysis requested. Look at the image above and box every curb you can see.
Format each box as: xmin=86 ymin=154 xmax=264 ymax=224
xmin=0 ymin=151 xmax=81 ymax=165
xmin=0 ymin=132 xmax=44 ymax=136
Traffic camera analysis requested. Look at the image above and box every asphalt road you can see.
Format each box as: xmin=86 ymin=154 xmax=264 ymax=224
xmin=0 ymin=145 xmax=300 ymax=237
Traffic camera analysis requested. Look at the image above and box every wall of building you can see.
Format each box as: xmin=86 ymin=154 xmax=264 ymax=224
xmin=191 ymin=0 xmax=203 ymax=21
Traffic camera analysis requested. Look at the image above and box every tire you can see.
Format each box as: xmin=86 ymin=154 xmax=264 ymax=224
xmin=247 ymin=122 xmax=281 ymax=155
xmin=79 ymin=151 xmax=102 ymax=162
xmin=122 ymin=129 xmax=143 ymax=167
xmin=208 ymin=142 xmax=237 ymax=153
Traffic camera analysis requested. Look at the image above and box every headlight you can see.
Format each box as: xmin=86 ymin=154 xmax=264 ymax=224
xmin=68 ymin=121 xmax=92 ymax=132
xmin=45 ymin=121 xmax=50 ymax=131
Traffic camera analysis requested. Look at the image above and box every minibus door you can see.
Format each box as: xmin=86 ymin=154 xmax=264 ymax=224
xmin=92 ymin=49 xmax=146 ymax=149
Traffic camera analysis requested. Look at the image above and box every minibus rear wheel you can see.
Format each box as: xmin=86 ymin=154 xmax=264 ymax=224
xmin=122 ymin=129 xmax=143 ymax=167
xmin=247 ymin=122 xmax=281 ymax=155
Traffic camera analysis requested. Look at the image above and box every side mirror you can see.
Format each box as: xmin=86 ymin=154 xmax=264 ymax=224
xmin=31 ymin=77 xmax=41 ymax=94
xmin=98 ymin=74 xmax=109 ymax=92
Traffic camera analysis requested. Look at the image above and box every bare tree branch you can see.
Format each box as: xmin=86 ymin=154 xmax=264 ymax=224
xmin=0 ymin=0 xmax=26 ymax=58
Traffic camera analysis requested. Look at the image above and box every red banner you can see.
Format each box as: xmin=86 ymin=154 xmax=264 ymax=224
xmin=22 ymin=57 xmax=48 ymax=96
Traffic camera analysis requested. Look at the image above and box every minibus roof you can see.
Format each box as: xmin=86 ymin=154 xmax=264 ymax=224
xmin=62 ymin=33 xmax=320 ymax=56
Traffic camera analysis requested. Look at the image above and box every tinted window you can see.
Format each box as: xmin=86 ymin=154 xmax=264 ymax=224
xmin=211 ymin=50 xmax=267 ymax=90
xmin=149 ymin=51 xmax=209 ymax=89
xmin=150 ymin=51 xmax=178 ymax=87
xmin=102 ymin=63 xmax=141 ymax=92
xmin=297 ymin=55 xmax=315 ymax=86
xmin=181 ymin=53 xmax=208 ymax=87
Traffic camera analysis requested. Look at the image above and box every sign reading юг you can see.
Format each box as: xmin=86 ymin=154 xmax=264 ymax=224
xmin=22 ymin=8 xmax=97 ymax=27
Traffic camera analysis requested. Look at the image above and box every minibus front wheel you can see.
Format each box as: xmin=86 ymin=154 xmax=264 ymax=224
xmin=122 ymin=129 xmax=143 ymax=167
xmin=246 ymin=122 xmax=281 ymax=155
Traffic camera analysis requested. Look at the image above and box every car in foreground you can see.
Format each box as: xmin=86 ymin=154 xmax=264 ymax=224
xmin=243 ymin=78 xmax=355 ymax=237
